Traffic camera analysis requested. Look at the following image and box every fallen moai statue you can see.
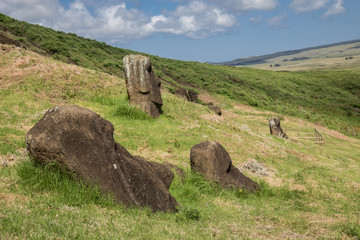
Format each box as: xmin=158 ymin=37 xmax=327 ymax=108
xmin=269 ymin=117 xmax=288 ymax=139
xmin=123 ymin=55 xmax=163 ymax=118
xmin=26 ymin=105 xmax=178 ymax=212
xmin=190 ymin=141 xmax=259 ymax=191
xmin=206 ymin=103 xmax=222 ymax=116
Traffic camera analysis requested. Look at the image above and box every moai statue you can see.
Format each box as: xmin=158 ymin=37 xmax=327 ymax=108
xmin=269 ymin=117 xmax=288 ymax=139
xmin=123 ymin=55 xmax=163 ymax=118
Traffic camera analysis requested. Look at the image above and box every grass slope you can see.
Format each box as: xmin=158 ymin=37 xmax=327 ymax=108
xmin=1 ymin=44 xmax=360 ymax=239
xmin=0 ymin=13 xmax=359 ymax=138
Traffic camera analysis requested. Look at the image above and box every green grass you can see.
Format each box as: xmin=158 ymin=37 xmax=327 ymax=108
xmin=1 ymin=13 xmax=359 ymax=137
xmin=0 ymin=17 xmax=359 ymax=239
xmin=16 ymin=159 xmax=116 ymax=207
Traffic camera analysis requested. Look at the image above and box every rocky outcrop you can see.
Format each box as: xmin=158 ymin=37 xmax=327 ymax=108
xmin=269 ymin=117 xmax=288 ymax=139
xmin=123 ymin=55 xmax=163 ymax=118
xmin=26 ymin=105 xmax=177 ymax=212
xmin=190 ymin=141 xmax=259 ymax=191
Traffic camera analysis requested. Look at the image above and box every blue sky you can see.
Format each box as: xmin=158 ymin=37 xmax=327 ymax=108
xmin=1 ymin=0 xmax=359 ymax=62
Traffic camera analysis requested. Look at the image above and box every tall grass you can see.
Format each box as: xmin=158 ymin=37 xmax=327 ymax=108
xmin=16 ymin=159 xmax=116 ymax=207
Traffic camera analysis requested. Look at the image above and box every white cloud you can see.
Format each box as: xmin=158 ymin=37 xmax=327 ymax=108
xmin=147 ymin=1 xmax=237 ymax=39
xmin=322 ymin=0 xmax=345 ymax=17
xmin=209 ymin=0 xmax=278 ymax=14
xmin=0 ymin=0 xmax=61 ymax=26
xmin=290 ymin=0 xmax=330 ymax=14
xmin=267 ymin=13 xmax=288 ymax=29
xmin=249 ymin=16 xmax=263 ymax=24
xmin=0 ymin=0 xmax=237 ymax=42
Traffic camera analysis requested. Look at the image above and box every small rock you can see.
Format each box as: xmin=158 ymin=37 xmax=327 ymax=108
xmin=240 ymin=159 xmax=270 ymax=177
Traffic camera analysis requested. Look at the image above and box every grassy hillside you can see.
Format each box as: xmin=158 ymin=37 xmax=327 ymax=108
xmin=0 ymin=13 xmax=359 ymax=138
xmin=1 ymin=44 xmax=360 ymax=239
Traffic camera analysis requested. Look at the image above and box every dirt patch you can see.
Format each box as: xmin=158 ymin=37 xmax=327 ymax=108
xmin=198 ymin=93 xmax=219 ymax=105
xmin=238 ymin=158 xmax=283 ymax=187
xmin=0 ymin=33 xmax=21 ymax=47
xmin=287 ymin=149 xmax=314 ymax=161
xmin=0 ymin=148 xmax=27 ymax=167
xmin=233 ymin=102 xmax=275 ymax=115
xmin=200 ymin=113 xmax=223 ymax=123
xmin=0 ymin=193 xmax=28 ymax=205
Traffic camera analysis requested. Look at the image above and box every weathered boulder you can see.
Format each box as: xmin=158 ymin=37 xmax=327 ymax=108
xmin=269 ymin=117 xmax=288 ymax=139
xmin=123 ymin=55 xmax=163 ymax=118
xmin=190 ymin=141 xmax=259 ymax=191
xmin=26 ymin=105 xmax=177 ymax=212
xmin=207 ymin=103 xmax=222 ymax=116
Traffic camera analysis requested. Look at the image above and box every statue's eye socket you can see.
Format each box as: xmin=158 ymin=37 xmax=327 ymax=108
xmin=158 ymin=82 xmax=161 ymax=87
xmin=147 ymin=66 xmax=152 ymax=73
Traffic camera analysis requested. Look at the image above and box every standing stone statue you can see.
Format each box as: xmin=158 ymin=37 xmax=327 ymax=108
xmin=123 ymin=55 xmax=163 ymax=118
xmin=269 ymin=117 xmax=288 ymax=139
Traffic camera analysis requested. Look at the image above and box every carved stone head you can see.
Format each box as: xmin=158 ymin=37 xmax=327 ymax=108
xmin=123 ymin=55 xmax=163 ymax=117
xmin=269 ymin=117 xmax=288 ymax=139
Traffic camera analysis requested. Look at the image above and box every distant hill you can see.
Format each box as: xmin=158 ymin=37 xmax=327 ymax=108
xmin=215 ymin=39 xmax=360 ymax=70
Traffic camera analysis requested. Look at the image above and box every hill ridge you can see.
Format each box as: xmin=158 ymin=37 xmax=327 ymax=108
xmin=214 ymin=39 xmax=360 ymax=66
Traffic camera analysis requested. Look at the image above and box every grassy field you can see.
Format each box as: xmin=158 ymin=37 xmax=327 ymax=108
xmin=1 ymin=13 xmax=360 ymax=139
xmin=1 ymin=44 xmax=360 ymax=239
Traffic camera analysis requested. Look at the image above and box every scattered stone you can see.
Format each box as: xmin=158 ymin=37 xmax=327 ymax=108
xmin=0 ymin=148 xmax=27 ymax=167
xmin=269 ymin=117 xmax=288 ymax=139
xmin=26 ymin=105 xmax=178 ymax=212
xmin=240 ymin=159 xmax=270 ymax=177
xmin=190 ymin=141 xmax=259 ymax=191
xmin=123 ymin=55 xmax=163 ymax=118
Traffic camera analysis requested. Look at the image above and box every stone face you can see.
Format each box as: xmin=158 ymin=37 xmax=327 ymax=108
xmin=190 ymin=141 xmax=259 ymax=191
xmin=26 ymin=105 xmax=177 ymax=212
xmin=123 ymin=55 xmax=163 ymax=118
xmin=269 ymin=117 xmax=288 ymax=139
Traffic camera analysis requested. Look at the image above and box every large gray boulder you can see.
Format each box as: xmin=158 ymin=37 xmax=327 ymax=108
xmin=26 ymin=105 xmax=177 ymax=212
xmin=269 ymin=117 xmax=288 ymax=139
xmin=123 ymin=55 xmax=163 ymax=118
xmin=190 ymin=141 xmax=259 ymax=191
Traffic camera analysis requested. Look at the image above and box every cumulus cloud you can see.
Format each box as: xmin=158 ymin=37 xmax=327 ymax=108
xmin=290 ymin=0 xmax=330 ymax=14
xmin=0 ymin=0 xmax=61 ymax=26
xmin=322 ymin=0 xmax=345 ymax=17
xmin=149 ymin=1 xmax=237 ymax=38
xmin=249 ymin=16 xmax=263 ymax=24
xmin=267 ymin=13 xmax=288 ymax=29
xmin=209 ymin=0 xmax=278 ymax=14
xmin=0 ymin=0 xmax=237 ymax=42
